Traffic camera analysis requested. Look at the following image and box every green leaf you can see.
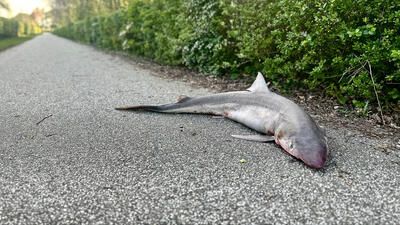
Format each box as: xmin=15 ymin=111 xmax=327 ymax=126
xmin=389 ymin=88 xmax=400 ymax=99
xmin=352 ymin=100 xmax=365 ymax=108
xmin=230 ymin=73 xmax=239 ymax=80
xmin=337 ymin=94 xmax=347 ymax=105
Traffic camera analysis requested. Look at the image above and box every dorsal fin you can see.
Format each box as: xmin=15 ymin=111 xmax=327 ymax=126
xmin=177 ymin=95 xmax=191 ymax=103
xmin=247 ymin=72 xmax=270 ymax=93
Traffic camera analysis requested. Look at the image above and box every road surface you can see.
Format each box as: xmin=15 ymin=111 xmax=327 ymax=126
xmin=0 ymin=34 xmax=399 ymax=224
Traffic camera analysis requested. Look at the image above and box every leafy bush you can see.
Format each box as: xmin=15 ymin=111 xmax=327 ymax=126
xmin=54 ymin=10 xmax=126 ymax=50
xmin=222 ymin=0 xmax=399 ymax=107
xmin=100 ymin=11 xmax=125 ymax=50
xmin=0 ymin=17 xmax=19 ymax=38
xmin=180 ymin=0 xmax=232 ymax=75
xmin=0 ymin=17 xmax=42 ymax=38
xmin=17 ymin=22 xmax=25 ymax=37
xmin=119 ymin=0 xmax=184 ymax=64
xmin=54 ymin=0 xmax=400 ymax=108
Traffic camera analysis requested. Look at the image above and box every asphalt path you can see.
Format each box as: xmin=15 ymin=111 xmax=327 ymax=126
xmin=0 ymin=34 xmax=399 ymax=224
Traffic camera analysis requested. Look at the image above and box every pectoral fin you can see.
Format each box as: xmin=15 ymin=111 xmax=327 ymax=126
xmin=231 ymin=134 xmax=275 ymax=142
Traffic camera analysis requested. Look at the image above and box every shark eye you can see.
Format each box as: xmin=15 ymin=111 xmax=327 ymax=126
xmin=289 ymin=142 xmax=293 ymax=149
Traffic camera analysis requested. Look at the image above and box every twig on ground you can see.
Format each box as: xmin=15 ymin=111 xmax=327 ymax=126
xmin=265 ymin=194 xmax=277 ymax=201
xmin=36 ymin=114 xmax=53 ymax=125
xmin=367 ymin=61 xmax=384 ymax=125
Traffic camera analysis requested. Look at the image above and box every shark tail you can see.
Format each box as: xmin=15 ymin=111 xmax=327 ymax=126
xmin=115 ymin=96 xmax=193 ymax=113
xmin=115 ymin=105 xmax=168 ymax=112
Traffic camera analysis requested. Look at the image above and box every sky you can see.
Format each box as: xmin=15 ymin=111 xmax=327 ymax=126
xmin=1 ymin=0 xmax=50 ymax=17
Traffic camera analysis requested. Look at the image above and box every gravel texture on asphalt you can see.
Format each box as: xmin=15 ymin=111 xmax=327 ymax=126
xmin=0 ymin=34 xmax=399 ymax=224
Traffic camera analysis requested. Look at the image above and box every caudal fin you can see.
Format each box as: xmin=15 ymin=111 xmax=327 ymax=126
xmin=115 ymin=96 xmax=193 ymax=113
xmin=115 ymin=105 xmax=163 ymax=112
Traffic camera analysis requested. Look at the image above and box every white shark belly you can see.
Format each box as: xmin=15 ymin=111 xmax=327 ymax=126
xmin=226 ymin=106 xmax=278 ymax=134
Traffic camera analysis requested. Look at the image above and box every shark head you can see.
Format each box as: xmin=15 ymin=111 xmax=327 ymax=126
xmin=248 ymin=72 xmax=328 ymax=168
xmin=276 ymin=125 xmax=328 ymax=169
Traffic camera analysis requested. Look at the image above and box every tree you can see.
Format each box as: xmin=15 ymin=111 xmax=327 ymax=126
xmin=31 ymin=8 xmax=45 ymax=26
xmin=47 ymin=0 xmax=129 ymax=26
xmin=0 ymin=0 xmax=9 ymax=11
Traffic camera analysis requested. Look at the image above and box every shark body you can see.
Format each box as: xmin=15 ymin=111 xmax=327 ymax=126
xmin=116 ymin=73 xmax=328 ymax=168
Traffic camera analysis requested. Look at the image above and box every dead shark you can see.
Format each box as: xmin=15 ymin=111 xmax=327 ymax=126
xmin=116 ymin=72 xmax=328 ymax=168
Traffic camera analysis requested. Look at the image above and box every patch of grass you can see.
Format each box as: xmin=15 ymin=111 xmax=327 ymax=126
xmin=0 ymin=35 xmax=36 ymax=51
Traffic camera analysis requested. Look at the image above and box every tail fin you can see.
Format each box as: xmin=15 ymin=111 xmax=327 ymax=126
xmin=115 ymin=105 xmax=163 ymax=112
xmin=115 ymin=96 xmax=193 ymax=113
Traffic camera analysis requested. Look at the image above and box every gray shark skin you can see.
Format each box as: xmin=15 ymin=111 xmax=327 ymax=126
xmin=116 ymin=73 xmax=328 ymax=169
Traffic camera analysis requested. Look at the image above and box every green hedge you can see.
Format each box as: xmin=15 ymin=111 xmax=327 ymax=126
xmin=0 ymin=17 xmax=42 ymax=38
xmin=222 ymin=0 xmax=400 ymax=108
xmin=54 ymin=0 xmax=400 ymax=108
xmin=0 ymin=17 xmax=19 ymax=38
xmin=54 ymin=10 xmax=126 ymax=50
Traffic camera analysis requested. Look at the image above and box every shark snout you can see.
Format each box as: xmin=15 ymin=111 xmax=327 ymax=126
xmin=301 ymin=147 xmax=327 ymax=169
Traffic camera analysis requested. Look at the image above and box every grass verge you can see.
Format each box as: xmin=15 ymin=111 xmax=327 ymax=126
xmin=0 ymin=35 xmax=37 ymax=51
